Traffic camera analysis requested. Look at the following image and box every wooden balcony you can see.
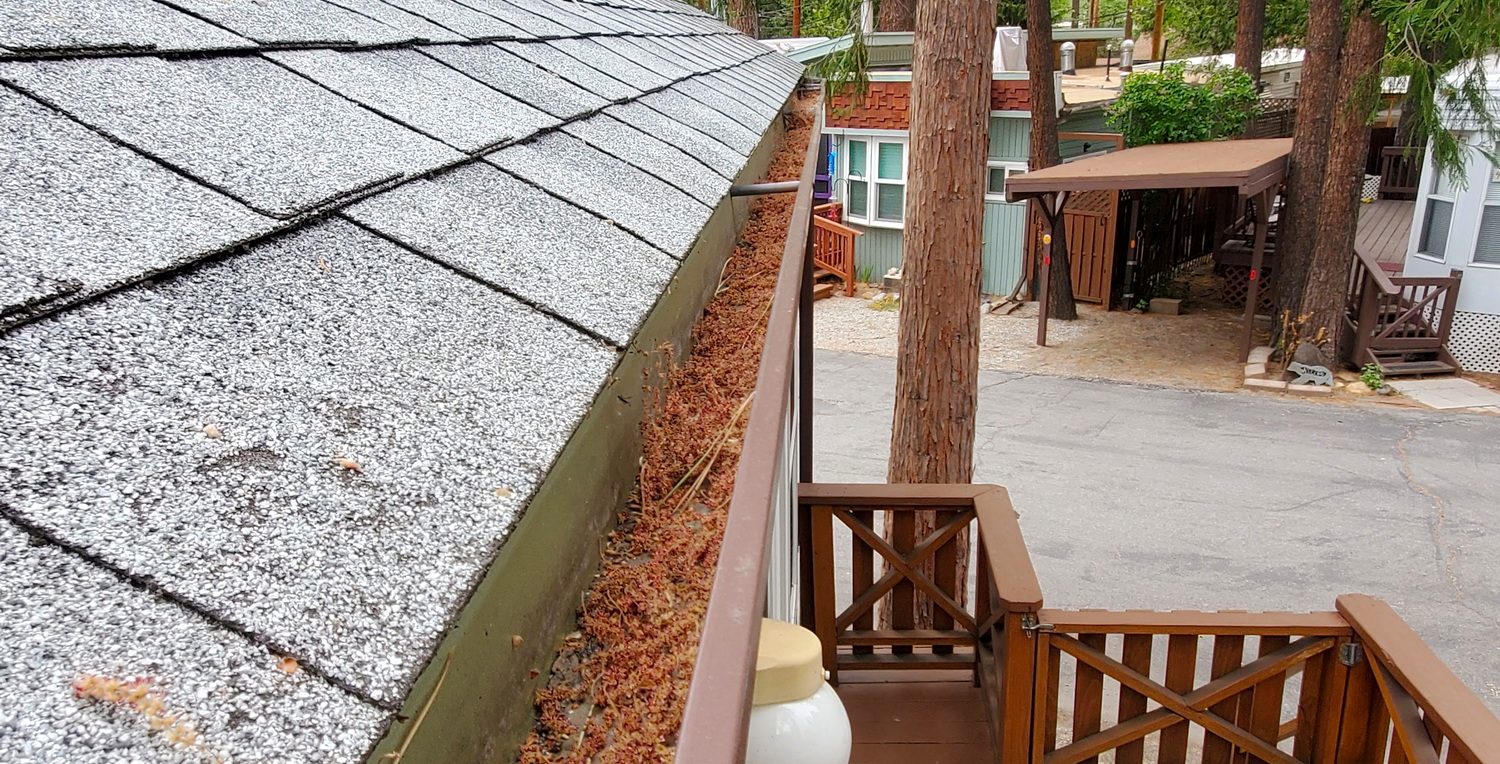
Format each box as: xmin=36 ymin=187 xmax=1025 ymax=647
xmin=794 ymin=483 xmax=1500 ymax=764
xmin=673 ymin=99 xmax=1500 ymax=764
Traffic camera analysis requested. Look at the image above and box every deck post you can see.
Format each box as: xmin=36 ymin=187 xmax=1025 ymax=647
xmin=1035 ymin=191 xmax=1069 ymax=348
xmin=996 ymin=609 xmax=1038 ymax=764
xmin=1239 ymin=187 xmax=1272 ymax=363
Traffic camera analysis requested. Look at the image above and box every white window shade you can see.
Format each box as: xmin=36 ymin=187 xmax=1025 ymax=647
xmin=1420 ymin=198 xmax=1453 ymax=258
xmin=1475 ymin=207 xmax=1500 ymax=265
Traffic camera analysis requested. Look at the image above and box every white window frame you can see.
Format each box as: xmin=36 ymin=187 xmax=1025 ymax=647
xmin=985 ymin=161 xmax=1028 ymax=202
xmin=1468 ymin=158 xmax=1500 ymax=268
xmin=839 ymin=134 xmax=909 ymax=229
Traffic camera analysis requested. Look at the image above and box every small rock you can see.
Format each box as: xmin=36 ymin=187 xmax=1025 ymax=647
xmin=203 ymin=424 xmax=221 ymax=439
xmin=511 ymin=635 xmax=524 ymax=649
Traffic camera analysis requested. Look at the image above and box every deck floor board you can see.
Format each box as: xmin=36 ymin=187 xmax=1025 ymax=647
xmin=1356 ymin=199 xmax=1414 ymax=270
xmin=836 ymin=671 xmax=995 ymax=764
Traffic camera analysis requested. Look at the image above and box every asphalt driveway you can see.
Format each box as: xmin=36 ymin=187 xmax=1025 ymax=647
xmin=812 ymin=348 xmax=1500 ymax=709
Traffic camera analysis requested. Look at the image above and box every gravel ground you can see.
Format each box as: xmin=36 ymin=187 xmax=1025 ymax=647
xmin=813 ymin=295 xmax=1089 ymax=369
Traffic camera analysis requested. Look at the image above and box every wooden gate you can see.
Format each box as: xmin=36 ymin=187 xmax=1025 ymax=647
xmin=1029 ymin=189 xmax=1119 ymax=305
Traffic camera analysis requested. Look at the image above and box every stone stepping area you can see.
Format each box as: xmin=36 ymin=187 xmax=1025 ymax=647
xmin=1388 ymin=377 xmax=1500 ymax=412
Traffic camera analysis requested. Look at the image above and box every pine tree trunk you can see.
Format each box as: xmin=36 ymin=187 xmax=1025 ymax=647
xmin=876 ymin=0 xmax=915 ymax=31
xmin=884 ymin=0 xmax=995 ymax=629
xmin=1297 ymin=11 xmax=1384 ymax=368
xmin=725 ymin=0 xmax=759 ymax=38
xmin=1271 ymin=0 xmax=1342 ymax=343
xmin=1234 ymin=0 xmax=1267 ymax=86
xmin=1027 ymin=0 xmax=1078 ymax=320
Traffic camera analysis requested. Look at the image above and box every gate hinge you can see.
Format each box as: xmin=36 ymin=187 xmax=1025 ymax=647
xmin=1339 ymin=642 xmax=1364 ymax=666
xmin=1020 ymin=614 xmax=1054 ymax=637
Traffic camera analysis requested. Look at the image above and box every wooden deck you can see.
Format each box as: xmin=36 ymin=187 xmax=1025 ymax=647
xmin=836 ymin=671 xmax=995 ymax=764
xmin=1356 ymin=198 xmax=1415 ymax=272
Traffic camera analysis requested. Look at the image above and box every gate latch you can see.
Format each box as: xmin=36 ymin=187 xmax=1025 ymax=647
xmin=1020 ymin=614 xmax=1054 ymax=637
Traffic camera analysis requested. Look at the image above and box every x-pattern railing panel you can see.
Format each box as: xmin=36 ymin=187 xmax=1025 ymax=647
xmin=830 ymin=506 xmax=977 ymax=633
xmin=1038 ymin=632 xmax=1337 ymax=764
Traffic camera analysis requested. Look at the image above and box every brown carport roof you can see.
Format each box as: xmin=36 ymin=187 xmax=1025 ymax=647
xmin=1006 ymin=137 xmax=1293 ymax=201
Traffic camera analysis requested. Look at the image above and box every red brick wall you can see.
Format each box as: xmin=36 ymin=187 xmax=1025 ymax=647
xmin=826 ymin=79 xmax=1031 ymax=131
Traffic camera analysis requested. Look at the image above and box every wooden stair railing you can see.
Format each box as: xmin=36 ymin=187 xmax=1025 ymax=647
xmin=811 ymin=208 xmax=860 ymax=297
xmin=1338 ymin=594 xmax=1500 ymax=764
xmin=1345 ymin=247 xmax=1463 ymax=375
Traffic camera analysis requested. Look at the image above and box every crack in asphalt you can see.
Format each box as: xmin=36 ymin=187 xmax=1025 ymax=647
xmin=1394 ymin=424 xmax=1498 ymax=632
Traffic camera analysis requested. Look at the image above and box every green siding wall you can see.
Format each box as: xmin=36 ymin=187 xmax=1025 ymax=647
xmin=981 ymin=201 xmax=1028 ymax=295
xmin=852 ymin=201 xmax=1027 ymax=297
xmin=988 ymin=116 xmax=1029 ymax=162
xmin=852 ymin=225 xmax=904 ymax=282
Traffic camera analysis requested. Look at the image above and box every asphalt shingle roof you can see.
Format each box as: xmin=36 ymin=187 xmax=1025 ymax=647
xmin=0 ymin=1 xmax=801 ymax=760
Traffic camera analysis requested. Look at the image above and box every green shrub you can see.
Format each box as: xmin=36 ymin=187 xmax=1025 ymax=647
xmin=1107 ymin=64 xmax=1262 ymax=147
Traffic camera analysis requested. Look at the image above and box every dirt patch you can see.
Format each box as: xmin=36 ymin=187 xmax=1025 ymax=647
xmin=817 ymin=294 xmax=1261 ymax=392
xmin=518 ymin=97 xmax=814 ymax=764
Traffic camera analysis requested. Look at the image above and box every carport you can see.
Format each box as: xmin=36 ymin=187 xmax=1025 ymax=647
xmin=1006 ymin=138 xmax=1293 ymax=361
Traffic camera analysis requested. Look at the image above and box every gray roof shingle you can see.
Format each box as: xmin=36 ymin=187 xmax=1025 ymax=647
xmin=0 ymin=3 xmax=803 ymax=759
xmin=0 ymin=0 xmax=255 ymax=54
xmin=563 ymin=113 xmax=730 ymax=201
xmin=345 ymin=163 xmax=677 ymax=345
xmin=0 ymin=87 xmax=279 ymax=318
xmin=490 ymin=130 xmax=711 ymax=256
xmin=369 ymin=0 xmax=529 ymax=39
xmin=0 ymin=56 xmax=464 ymax=217
xmin=420 ymin=43 xmax=610 ymax=119
xmin=266 ymin=48 xmax=555 ymax=152
xmin=161 ymin=0 xmax=424 ymax=46
xmin=0 ymin=219 xmax=618 ymax=707
xmin=0 ymin=523 xmax=388 ymax=764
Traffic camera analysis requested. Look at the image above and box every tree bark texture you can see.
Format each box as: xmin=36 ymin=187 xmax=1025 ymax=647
xmin=876 ymin=0 xmax=915 ymax=31
xmin=1271 ymin=0 xmax=1342 ymax=342
xmin=884 ymin=0 xmax=995 ymax=629
xmin=1026 ymin=0 xmax=1079 ymax=320
xmin=1234 ymin=0 xmax=1267 ymax=86
xmin=1297 ymin=11 xmax=1384 ymax=367
xmin=725 ymin=0 xmax=760 ymax=38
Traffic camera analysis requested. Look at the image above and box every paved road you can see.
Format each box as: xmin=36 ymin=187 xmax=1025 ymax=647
xmin=812 ymin=348 xmax=1500 ymax=709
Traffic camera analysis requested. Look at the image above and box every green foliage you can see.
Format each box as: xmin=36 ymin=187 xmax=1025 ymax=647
xmin=869 ymin=294 xmax=900 ymax=311
xmin=1107 ymin=63 xmax=1262 ymax=146
xmin=1359 ymin=363 xmax=1386 ymax=391
xmin=1163 ymin=0 xmax=1309 ymax=56
xmin=1369 ymin=0 xmax=1500 ymax=188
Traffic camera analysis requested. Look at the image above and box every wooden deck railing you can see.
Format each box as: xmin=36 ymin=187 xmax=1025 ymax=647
xmin=798 ymin=483 xmax=1500 ymax=764
xmin=673 ymin=96 xmax=823 ymax=764
xmin=1345 ymin=247 xmax=1462 ymax=375
xmin=1379 ymin=146 xmax=1423 ymax=200
xmin=811 ymin=205 xmax=860 ymax=297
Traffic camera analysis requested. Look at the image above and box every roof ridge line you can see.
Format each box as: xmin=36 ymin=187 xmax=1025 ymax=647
xmin=0 ymin=505 xmax=398 ymax=712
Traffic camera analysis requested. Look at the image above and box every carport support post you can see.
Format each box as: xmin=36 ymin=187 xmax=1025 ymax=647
xmin=1035 ymin=191 xmax=1069 ymax=348
xmin=1239 ymin=188 xmax=1272 ymax=362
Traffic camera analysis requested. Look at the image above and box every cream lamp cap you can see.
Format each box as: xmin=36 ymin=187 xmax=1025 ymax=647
xmin=752 ymin=618 xmax=824 ymax=706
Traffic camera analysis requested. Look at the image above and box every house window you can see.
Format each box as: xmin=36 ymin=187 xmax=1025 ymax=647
xmin=1418 ymin=166 xmax=1456 ymax=260
xmin=840 ymin=135 xmax=907 ymax=227
xmin=1474 ymin=165 xmax=1500 ymax=266
xmin=986 ymin=162 xmax=1027 ymax=201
